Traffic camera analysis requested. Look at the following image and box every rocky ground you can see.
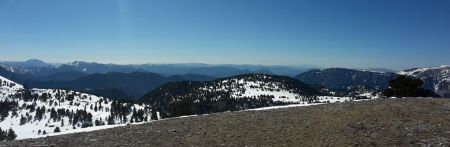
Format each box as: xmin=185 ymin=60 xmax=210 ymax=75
xmin=2 ymin=98 xmax=450 ymax=146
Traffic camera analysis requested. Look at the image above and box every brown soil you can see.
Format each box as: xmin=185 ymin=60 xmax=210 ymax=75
xmin=2 ymin=98 xmax=450 ymax=147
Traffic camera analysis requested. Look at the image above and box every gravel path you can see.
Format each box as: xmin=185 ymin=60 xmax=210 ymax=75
xmin=2 ymin=98 xmax=450 ymax=146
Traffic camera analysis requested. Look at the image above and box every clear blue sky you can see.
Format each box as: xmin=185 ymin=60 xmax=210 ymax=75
xmin=0 ymin=0 xmax=449 ymax=70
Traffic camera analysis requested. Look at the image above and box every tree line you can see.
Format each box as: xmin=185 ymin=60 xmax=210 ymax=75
xmin=0 ymin=127 xmax=16 ymax=141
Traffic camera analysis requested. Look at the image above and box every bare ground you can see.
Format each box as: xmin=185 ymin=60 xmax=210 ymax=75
xmin=2 ymin=98 xmax=450 ymax=147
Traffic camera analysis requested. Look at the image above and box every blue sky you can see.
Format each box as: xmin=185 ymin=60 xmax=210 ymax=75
xmin=0 ymin=0 xmax=449 ymax=70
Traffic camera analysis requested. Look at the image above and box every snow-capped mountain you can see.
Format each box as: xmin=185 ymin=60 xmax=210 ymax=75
xmin=140 ymin=74 xmax=373 ymax=118
xmin=0 ymin=76 xmax=154 ymax=140
xmin=399 ymin=66 xmax=450 ymax=97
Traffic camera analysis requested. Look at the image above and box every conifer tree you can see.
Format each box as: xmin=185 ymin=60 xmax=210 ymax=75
xmin=54 ymin=127 xmax=61 ymax=133
xmin=0 ymin=127 xmax=6 ymax=141
xmin=20 ymin=115 xmax=27 ymax=125
xmin=7 ymin=128 xmax=17 ymax=140
xmin=107 ymin=116 xmax=115 ymax=125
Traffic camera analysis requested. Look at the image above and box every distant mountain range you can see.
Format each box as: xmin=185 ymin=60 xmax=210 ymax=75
xmin=22 ymin=72 xmax=217 ymax=100
xmin=1 ymin=59 xmax=449 ymax=101
xmin=0 ymin=59 xmax=316 ymax=100
xmin=0 ymin=59 xmax=52 ymax=68
xmin=0 ymin=59 xmax=315 ymax=78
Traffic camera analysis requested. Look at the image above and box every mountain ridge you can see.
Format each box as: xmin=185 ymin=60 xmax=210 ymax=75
xmin=20 ymin=72 xmax=217 ymax=100
xmin=140 ymin=73 xmax=360 ymax=118
xmin=1 ymin=59 xmax=315 ymax=78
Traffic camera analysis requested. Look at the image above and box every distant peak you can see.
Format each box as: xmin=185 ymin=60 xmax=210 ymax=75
xmin=21 ymin=59 xmax=50 ymax=67
xmin=25 ymin=59 xmax=45 ymax=63
xmin=69 ymin=61 xmax=89 ymax=66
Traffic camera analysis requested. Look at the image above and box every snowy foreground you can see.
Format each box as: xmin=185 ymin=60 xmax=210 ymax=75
xmin=32 ymin=98 xmax=367 ymax=140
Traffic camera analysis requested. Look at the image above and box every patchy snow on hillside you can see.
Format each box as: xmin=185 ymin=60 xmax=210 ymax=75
xmin=0 ymin=75 xmax=153 ymax=140
xmin=230 ymin=80 xmax=304 ymax=102
xmin=200 ymin=76 xmax=315 ymax=102
xmin=0 ymin=76 xmax=24 ymax=94
xmin=201 ymin=76 xmax=374 ymax=104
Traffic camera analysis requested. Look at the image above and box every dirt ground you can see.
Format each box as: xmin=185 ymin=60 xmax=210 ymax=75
xmin=2 ymin=98 xmax=450 ymax=147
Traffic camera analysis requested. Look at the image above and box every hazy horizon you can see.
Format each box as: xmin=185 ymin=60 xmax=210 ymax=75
xmin=2 ymin=58 xmax=450 ymax=71
xmin=1 ymin=0 xmax=449 ymax=70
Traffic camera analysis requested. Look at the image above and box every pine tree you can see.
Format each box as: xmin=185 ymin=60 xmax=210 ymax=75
xmin=7 ymin=128 xmax=17 ymax=140
xmin=107 ymin=116 xmax=115 ymax=125
xmin=95 ymin=119 xmax=103 ymax=126
xmin=99 ymin=102 xmax=103 ymax=111
xmin=20 ymin=115 xmax=27 ymax=125
xmin=0 ymin=127 xmax=6 ymax=141
xmin=54 ymin=127 xmax=61 ymax=133
xmin=151 ymin=109 xmax=158 ymax=120
xmin=50 ymin=107 xmax=57 ymax=121
xmin=68 ymin=115 xmax=73 ymax=125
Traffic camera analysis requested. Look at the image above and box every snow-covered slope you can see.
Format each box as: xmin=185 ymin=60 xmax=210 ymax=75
xmin=201 ymin=75 xmax=369 ymax=102
xmin=0 ymin=76 xmax=24 ymax=95
xmin=0 ymin=76 xmax=154 ymax=140
xmin=399 ymin=65 xmax=450 ymax=97
xmin=200 ymin=74 xmax=321 ymax=102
